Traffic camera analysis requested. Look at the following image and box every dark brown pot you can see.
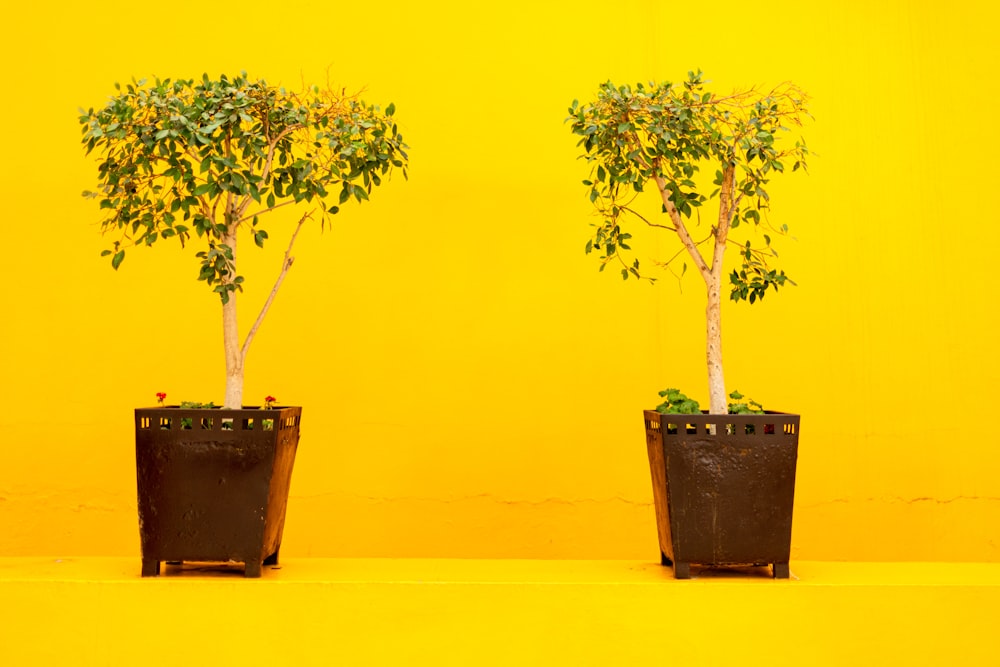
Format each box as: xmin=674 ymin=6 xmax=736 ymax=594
xmin=134 ymin=406 xmax=301 ymax=577
xmin=643 ymin=410 xmax=800 ymax=579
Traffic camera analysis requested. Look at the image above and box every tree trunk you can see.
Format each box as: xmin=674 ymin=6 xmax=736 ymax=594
xmin=222 ymin=231 xmax=243 ymax=409
xmin=704 ymin=164 xmax=734 ymax=416
xmin=706 ymin=273 xmax=726 ymax=415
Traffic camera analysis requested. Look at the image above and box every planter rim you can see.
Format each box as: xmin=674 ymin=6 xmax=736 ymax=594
xmin=137 ymin=405 xmax=301 ymax=411
xmin=135 ymin=405 xmax=301 ymax=434
xmin=645 ymin=409 xmax=798 ymax=417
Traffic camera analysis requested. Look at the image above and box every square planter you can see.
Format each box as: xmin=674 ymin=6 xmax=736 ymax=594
xmin=134 ymin=406 xmax=301 ymax=577
xmin=644 ymin=410 xmax=800 ymax=579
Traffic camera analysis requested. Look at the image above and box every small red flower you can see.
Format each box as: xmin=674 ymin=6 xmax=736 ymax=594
xmin=264 ymin=395 xmax=277 ymax=409
xmin=156 ymin=392 xmax=167 ymax=404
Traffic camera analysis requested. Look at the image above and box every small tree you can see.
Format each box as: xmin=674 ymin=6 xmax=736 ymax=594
xmin=81 ymin=73 xmax=408 ymax=408
xmin=568 ymin=71 xmax=809 ymax=414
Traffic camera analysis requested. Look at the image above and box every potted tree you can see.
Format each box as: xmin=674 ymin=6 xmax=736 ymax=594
xmin=568 ymin=71 xmax=810 ymax=578
xmin=80 ymin=73 xmax=409 ymax=576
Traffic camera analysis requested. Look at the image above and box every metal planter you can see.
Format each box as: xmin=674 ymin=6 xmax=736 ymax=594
xmin=134 ymin=406 xmax=301 ymax=577
xmin=644 ymin=410 xmax=800 ymax=579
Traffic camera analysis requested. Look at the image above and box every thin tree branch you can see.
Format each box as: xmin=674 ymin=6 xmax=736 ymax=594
xmin=653 ymin=175 xmax=712 ymax=281
xmin=211 ymin=188 xmax=222 ymax=228
xmin=732 ymin=191 xmax=746 ymax=216
xmin=233 ymin=123 xmax=306 ymax=220
xmin=606 ymin=250 xmax=655 ymax=284
xmin=240 ymin=210 xmax=312 ymax=361
xmin=727 ymin=237 xmax=780 ymax=265
xmin=620 ymin=205 xmax=676 ymax=231
xmin=234 ymin=200 xmax=295 ymax=225
xmin=260 ymin=125 xmax=304 ymax=183
xmin=711 ymin=165 xmax=735 ymax=277
xmin=656 ymin=232 xmax=713 ymax=269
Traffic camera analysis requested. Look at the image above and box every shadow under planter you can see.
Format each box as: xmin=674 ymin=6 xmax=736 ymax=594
xmin=644 ymin=410 xmax=800 ymax=579
xmin=134 ymin=406 xmax=301 ymax=578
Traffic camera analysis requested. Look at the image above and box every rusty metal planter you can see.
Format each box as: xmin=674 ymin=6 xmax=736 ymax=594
xmin=134 ymin=406 xmax=301 ymax=578
xmin=644 ymin=410 xmax=800 ymax=579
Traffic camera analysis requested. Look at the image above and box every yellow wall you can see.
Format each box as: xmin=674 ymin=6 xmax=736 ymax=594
xmin=1 ymin=0 xmax=998 ymax=561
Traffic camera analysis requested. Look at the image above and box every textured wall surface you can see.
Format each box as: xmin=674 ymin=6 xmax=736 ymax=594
xmin=1 ymin=0 xmax=998 ymax=560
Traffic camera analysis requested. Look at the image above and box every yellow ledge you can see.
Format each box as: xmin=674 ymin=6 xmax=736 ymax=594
xmin=2 ymin=558 xmax=998 ymax=666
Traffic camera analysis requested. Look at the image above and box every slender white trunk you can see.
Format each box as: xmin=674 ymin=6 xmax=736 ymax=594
xmin=704 ymin=164 xmax=734 ymax=416
xmin=222 ymin=230 xmax=243 ymax=409
xmin=223 ymin=301 xmax=243 ymax=408
xmin=653 ymin=172 xmax=728 ymax=414
xmin=706 ymin=274 xmax=726 ymax=415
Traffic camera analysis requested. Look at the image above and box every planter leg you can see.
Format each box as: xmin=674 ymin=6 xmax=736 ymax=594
xmin=773 ymin=563 xmax=790 ymax=579
xmin=263 ymin=549 xmax=279 ymax=566
xmin=660 ymin=551 xmax=673 ymax=567
xmin=244 ymin=560 xmax=263 ymax=578
xmin=141 ymin=559 xmax=160 ymax=577
xmin=673 ymin=562 xmax=691 ymax=579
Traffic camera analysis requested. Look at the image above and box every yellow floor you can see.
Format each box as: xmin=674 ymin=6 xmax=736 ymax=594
xmin=2 ymin=558 xmax=998 ymax=666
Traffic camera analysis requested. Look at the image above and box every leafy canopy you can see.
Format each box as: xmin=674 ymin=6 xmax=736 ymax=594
xmin=567 ymin=71 xmax=809 ymax=303
xmin=80 ymin=73 xmax=408 ymax=302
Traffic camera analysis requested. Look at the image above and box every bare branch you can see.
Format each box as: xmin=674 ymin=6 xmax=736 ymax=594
xmin=244 ymin=124 xmax=303 ymax=218
xmin=234 ymin=200 xmax=295 ymax=226
xmin=240 ymin=210 xmax=313 ymax=361
xmin=620 ymin=205 xmax=676 ymax=231
xmin=658 ymin=232 xmax=713 ymax=265
xmin=711 ymin=165 xmax=735 ymax=277
xmin=653 ymin=175 xmax=711 ymax=281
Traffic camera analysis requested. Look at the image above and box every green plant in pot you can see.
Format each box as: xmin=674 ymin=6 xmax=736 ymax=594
xmin=80 ymin=73 xmax=408 ymax=576
xmin=568 ymin=71 xmax=810 ymax=578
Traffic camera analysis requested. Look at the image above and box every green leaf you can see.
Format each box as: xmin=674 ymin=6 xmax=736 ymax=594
xmin=111 ymin=250 xmax=125 ymax=270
